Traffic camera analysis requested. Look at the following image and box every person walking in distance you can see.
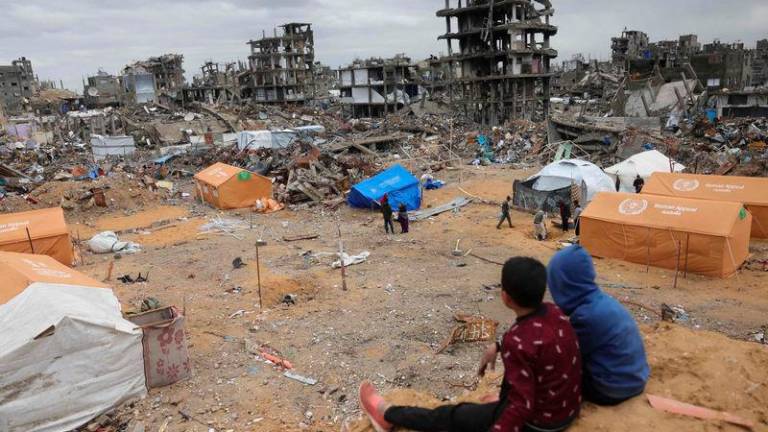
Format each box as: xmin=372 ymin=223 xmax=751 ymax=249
xmin=497 ymin=196 xmax=513 ymax=230
xmin=559 ymin=201 xmax=571 ymax=233
xmin=633 ymin=175 xmax=645 ymax=193
xmin=397 ymin=203 xmax=410 ymax=234
xmin=573 ymin=200 xmax=583 ymax=236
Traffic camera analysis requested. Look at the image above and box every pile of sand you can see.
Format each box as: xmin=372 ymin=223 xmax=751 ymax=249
xmin=346 ymin=324 xmax=768 ymax=432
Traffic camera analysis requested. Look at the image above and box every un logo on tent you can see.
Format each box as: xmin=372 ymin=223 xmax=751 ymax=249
xmin=619 ymin=199 xmax=648 ymax=216
xmin=673 ymin=179 xmax=700 ymax=192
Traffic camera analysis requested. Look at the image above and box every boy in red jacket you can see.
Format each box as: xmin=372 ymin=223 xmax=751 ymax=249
xmin=359 ymin=257 xmax=582 ymax=432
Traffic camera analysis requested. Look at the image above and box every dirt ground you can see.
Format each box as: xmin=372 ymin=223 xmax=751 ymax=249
xmin=61 ymin=165 xmax=768 ymax=432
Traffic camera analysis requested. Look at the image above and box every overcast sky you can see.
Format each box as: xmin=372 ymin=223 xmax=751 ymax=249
xmin=1 ymin=0 xmax=766 ymax=92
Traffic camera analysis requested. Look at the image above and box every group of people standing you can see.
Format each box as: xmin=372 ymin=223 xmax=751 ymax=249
xmin=496 ymin=196 xmax=583 ymax=241
xmin=379 ymin=194 xmax=409 ymax=235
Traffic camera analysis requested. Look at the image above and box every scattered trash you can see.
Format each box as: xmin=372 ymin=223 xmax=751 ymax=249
xmin=260 ymin=352 xmax=293 ymax=370
xmin=232 ymin=257 xmax=246 ymax=269
xmin=410 ymin=197 xmax=472 ymax=221
xmin=284 ymin=371 xmax=318 ymax=386
xmin=118 ymin=272 xmax=149 ymax=284
xmin=661 ymin=304 xmax=689 ymax=323
xmin=229 ymin=309 xmax=246 ymax=319
xmin=332 ymin=251 xmax=370 ymax=268
xmin=436 ymin=314 xmax=499 ymax=354
xmin=646 ymin=394 xmax=755 ymax=430
xmin=282 ymin=294 xmax=297 ymax=305
xmin=140 ymin=297 xmax=161 ymax=312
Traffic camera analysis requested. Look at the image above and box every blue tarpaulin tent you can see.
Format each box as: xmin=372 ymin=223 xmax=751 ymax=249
xmin=348 ymin=164 xmax=422 ymax=211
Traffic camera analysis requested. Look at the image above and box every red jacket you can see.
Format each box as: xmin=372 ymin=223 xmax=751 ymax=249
xmin=493 ymin=303 xmax=582 ymax=432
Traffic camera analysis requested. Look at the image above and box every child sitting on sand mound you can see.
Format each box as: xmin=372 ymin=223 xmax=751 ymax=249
xmin=359 ymin=257 xmax=582 ymax=432
xmin=547 ymin=245 xmax=650 ymax=406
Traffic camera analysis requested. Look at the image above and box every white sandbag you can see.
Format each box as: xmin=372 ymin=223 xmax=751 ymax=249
xmin=88 ymin=231 xmax=141 ymax=254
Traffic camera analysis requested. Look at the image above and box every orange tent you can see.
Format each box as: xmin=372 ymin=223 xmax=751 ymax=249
xmin=0 ymin=251 xmax=106 ymax=305
xmin=580 ymin=192 xmax=751 ymax=278
xmin=642 ymin=172 xmax=768 ymax=238
xmin=194 ymin=162 xmax=273 ymax=209
xmin=0 ymin=207 xmax=74 ymax=266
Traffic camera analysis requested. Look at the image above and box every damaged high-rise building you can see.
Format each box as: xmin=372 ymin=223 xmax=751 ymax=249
xmin=84 ymin=70 xmax=122 ymax=108
xmin=338 ymin=55 xmax=420 ymax=118
xmin=124 ymin=54 xmax=186 ymax=97
xmin=611 ymin=30 xmax=649 ymax=67
xmin=436 ymin=0 xmax=557 ymax=125
xmin=751 ymin=39 xmax=768 ymax=87
xmin=0 ymin=57 xmax=36 ymax=114
xmin=183 ymin=61 xmax=247 ymax=105
xmin=611 ymin=30 xmax=756 ymax=91
xmin=246 ymin=23 xmax=316 ymax=104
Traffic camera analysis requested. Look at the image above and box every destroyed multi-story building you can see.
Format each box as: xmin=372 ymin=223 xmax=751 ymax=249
xmin=83 ymin=70 xmax=122 ymax=108
xmin=337 ymin=55 xmax=420 ymax=118
xmin=121 ymin=65 xmax=157 ymax=105
xmin=0 ymin=57 xmax=36 ymax=114
xmin=611 ymin=30 xmax=649 ymax=67
xmin=124 ymin=54 xmax=185 ymax=97
xmin=612 ymin=31 xmax=756 ymax=91
xmin=246 ymin=23 xmax=316 ymax=104
xmin=691 ymin=41 xmax=753 ymax=90
xmin=678 ymin=34 xmax=701 ymax=59
xmin=436 ymin=0 xmax=557 ymax=124
xmin=750 ymin=39 xmax=768 ymax=87
xmin=183 ymin=61 xmax=246 ymax=105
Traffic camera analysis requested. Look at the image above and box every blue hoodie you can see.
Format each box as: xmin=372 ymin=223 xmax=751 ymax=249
xmin=547 ymin=245 xmax=650 ymax=399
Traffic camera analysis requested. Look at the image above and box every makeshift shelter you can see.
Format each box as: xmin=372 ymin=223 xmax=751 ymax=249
xmin=0 ymin=252 xmax=146 ymax=432
xmin=237 ymin=130 xmax=297 ymax=150
xmin=642 ymin=172 xmax=768 ymax=239
xmin=91 ymin=134 xmax=136 ymax=161
xmin=514 ymin=159 xmax=614 ymax=212
xmin=194 ymin=162 xmax=273 ymax=210
xmin=580 ymin=192 xmax=751 ymax=278
xmin=348 ymin=164 xmax=421 ymax=211
xmin=0 ymin=207 xmax=74 ymax=266
xmin=605 ymin=150 xmax=685 ymax=193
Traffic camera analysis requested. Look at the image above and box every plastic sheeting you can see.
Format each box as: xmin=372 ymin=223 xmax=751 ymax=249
xmin=237 ymin=130 xmax=297 ymax=150
xmin=0 ymin=283 xmax=146 ymax=432
xmin=91 ymin=135 xmax=136 ymax=161
xmin=530 ymin=159 xmax=615 ymax=203
xmin=604 ymin=150 xmax=684 ymax=193
xmin=348 ymin=164 xmax=421 ymax=211
xmin=513 ymin=178 xmax=572 ymax=213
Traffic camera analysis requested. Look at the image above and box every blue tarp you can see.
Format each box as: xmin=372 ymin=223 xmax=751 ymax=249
xmin=348 ymin=164 xmax=422 ymax=211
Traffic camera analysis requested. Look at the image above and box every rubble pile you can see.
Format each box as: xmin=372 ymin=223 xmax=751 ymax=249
xmin=667 ymin=116 xmax=768 ymax=175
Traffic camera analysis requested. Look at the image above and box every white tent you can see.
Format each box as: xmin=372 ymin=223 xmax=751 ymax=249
xmin=0 ymin=252 xmax=146 ymax=432
xmin=530 ymin=159 xmax=615 ymax=203
xmin=605 ymin=150 xmax=685 ymax=193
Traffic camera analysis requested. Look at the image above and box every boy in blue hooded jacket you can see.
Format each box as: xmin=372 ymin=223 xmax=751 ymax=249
xmin=547 ymin=245 xmax=650 ymax=406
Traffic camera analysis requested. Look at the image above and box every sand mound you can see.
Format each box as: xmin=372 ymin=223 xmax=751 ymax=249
xmin=347 ymin=324 xmax=768 ymax=432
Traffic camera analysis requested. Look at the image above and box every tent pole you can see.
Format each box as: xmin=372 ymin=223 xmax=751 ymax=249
xmin=338 ymin=225 xmax=348 ymax=291
xmin=256 ymin=244 xmax=263 ymax=310
xmin=673 ymin=239 xmax=681 ymax=289
xmin=645 ymin=228 xmax=651 ymax=273
xmin=25 ymin=227 xmax=35 ymax=253
xmin=683 ymin=234 xmax=690 ymax=279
